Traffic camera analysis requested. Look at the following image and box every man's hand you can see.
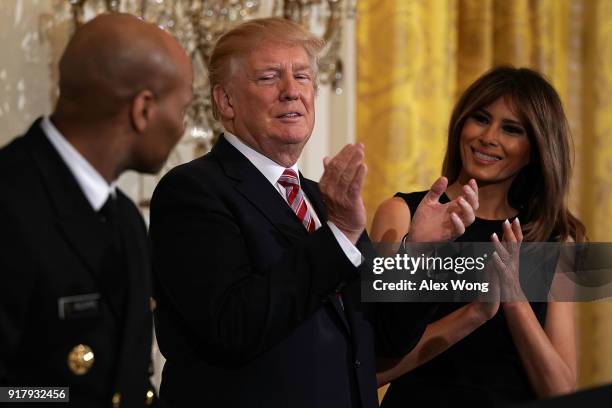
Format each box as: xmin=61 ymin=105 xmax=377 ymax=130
xmin=319 ymin=143 xmax=367 ymax=244
xmin=407 ymin=177 xmax=478 ymax=242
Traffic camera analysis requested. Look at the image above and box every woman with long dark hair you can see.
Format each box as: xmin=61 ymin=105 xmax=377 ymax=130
xmin=371 ymin=66 xmax=585 ymax=406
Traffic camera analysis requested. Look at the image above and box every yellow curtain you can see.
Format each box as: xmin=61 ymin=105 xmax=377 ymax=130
xmin=357 ymin=0 xmax=612 ymax=399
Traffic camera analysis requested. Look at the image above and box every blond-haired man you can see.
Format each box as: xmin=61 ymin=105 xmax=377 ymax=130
xmin=150 ymin=17 xmax=435 ymax=408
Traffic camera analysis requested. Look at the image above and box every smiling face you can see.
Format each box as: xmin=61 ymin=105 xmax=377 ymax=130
xmin=458 ymin=96 xmax=531 ymax=185
xmin=216 ymin=44 xmax=316 ymax=166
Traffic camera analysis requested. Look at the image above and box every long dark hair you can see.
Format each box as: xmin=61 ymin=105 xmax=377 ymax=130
xmin=442 ymin=66 xmax=585 ymax=242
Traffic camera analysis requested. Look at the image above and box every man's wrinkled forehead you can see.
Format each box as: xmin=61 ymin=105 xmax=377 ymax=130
xmin=230 ymin=43 xmax=316 ymax=76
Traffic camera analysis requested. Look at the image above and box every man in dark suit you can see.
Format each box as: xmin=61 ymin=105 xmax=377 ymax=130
xmin=150 ymin=17 xmax=476 ymax=408
xmin=0 ymin=13 xmax=192 ymax=407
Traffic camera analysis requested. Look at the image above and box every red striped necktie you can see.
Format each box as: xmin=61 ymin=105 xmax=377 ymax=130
xmin=278 ymin=169 xmax=315 ymax=233
xmin=279 ymin=170 xmax=344 ymax=308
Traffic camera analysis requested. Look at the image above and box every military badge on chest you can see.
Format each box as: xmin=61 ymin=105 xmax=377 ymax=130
xmin=57 ymin=293 xmax=101 ymax=375
xmin=67 ymin=344 xmax=95 ymax=375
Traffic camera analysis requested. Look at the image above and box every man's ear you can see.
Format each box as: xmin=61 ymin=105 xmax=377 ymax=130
xmin=213 ymin=84 xmax=234 ymax=120
xmin=131 ymin=89 xmax=156 ymax=133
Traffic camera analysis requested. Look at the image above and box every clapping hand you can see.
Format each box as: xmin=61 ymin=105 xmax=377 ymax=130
xmin=491 ymin=218 xmax=525 ymax=302
xmin=407 ymin=177 xmax=479 ymax=243
xmin=319 ymin=143 xmax=367 ymax=244
xmin=469 ymin=262 xmax=501 ymax=322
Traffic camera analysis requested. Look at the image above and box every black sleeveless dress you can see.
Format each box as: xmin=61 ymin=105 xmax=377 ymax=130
xmin=380 ymin=191 xmax=554 ymax=408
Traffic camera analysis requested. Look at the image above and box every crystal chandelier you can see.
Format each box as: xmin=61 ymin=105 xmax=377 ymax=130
xmin=67 ymin=0 xmax=356 ymax=158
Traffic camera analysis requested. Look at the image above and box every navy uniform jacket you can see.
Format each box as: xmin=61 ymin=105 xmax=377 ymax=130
xmin=0 ymin=119 xmax=158 ymax=407
xmin=150 ymin=135 xmax=435 ymax=408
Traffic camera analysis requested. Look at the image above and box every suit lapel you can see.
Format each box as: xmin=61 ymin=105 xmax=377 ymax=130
xmin=113 ymin=194 xmax=151 ymax=398
xmin=213 ymin=136 xmax=308 ymax=240
xmin=212 ymin=135 xmax=352 ymax=333
xmin=25 ymin=120 xmax=110 ymax=281
xmin=300 ymin=176 xmax=327 ymax=220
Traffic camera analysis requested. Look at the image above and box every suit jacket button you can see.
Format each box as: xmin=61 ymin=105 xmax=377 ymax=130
xmin=145 ymin=389 xmax=155 ymax=405
xmin=112 ymin=392 xmax=121 ymax=408
xmin=355 ymin=359 xmax=361 ymax=368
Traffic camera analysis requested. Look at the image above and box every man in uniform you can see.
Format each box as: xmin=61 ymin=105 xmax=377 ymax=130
xmin=0 ymin=13 xmax=192 ymax=407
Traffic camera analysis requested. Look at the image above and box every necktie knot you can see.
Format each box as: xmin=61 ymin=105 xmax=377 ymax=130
xmin=277 ymin=169 xmax=315 ymax=233
xmin=278 ymin=168 xmax=299 ymax=188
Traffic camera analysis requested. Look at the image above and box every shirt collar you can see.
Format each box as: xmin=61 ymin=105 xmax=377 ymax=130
xmin=223 ymin=131 xmax=300 ymax=187
xmin=41 ymin=116 xmax=116 ymax=211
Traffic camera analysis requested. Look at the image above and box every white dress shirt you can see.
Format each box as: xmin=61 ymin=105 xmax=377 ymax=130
xmin=224 ymin=132 xmax=362 ymax=267
xmin=40 ymin=116 xmax=116 ymax=211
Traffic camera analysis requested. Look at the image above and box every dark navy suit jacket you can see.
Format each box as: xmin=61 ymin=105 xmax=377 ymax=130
xmin=150 ymin=135 xmax=434 ymax=408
